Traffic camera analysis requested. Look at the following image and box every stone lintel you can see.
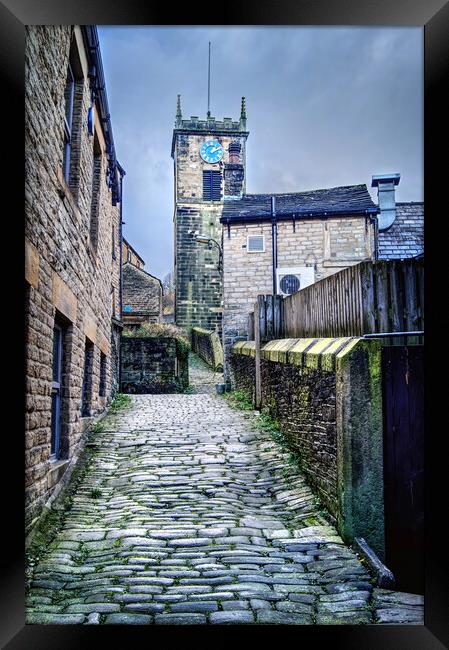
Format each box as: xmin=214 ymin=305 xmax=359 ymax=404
xmin=25 ymin=239 xmax=39 ymax=289
xmin=97 ymin=331 xmax=110 ymax=356
xmin=52 ymin=273 xmax=77 ymax=323
xmin=84 ymin=313 xmax=97 ymax=343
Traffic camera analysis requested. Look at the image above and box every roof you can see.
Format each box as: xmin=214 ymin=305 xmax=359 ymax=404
xmin=81 ymin=26 xmax=124 ymax=205
xmin=220 ymin=184 xmax=378 ymax=223
xmin=122 ymin=262 xmax=162 ymax=288
xmin=377 ymin=202 xmax=424 ymax=260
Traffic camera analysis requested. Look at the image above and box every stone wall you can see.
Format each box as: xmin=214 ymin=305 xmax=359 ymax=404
xmin=122 ymin=238 xmax=145 ymax=269
xmin=25 ymin=26 xmax=122 ymax=532
xmin=122 ymin=262 xmax=162 ymax=326
xmin=121 ymin=337 xmax=189 ymax=394
xmin=222 ymin=216 xmax=374 ymax=382
xmin=191 ymin=327 xmax=224 ymax=372
xmin=230 ymin=337 xmax=385 ymax=559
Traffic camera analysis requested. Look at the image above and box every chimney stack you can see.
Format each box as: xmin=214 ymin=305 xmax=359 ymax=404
xmin=371 ymin=173 xmax=401 ymax=231
xmin=224 ymin=140 xmax=244 ymax=199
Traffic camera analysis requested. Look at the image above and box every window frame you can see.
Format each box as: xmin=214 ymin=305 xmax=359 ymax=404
xmin=63 ymin=62 xmax=75 ymax=183
xmin=247 ymin=234 xmax=265 ymax=253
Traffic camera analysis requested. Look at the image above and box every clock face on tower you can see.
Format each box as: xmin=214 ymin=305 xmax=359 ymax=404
xmin=199 ymin=139 xmax=224 ymax=163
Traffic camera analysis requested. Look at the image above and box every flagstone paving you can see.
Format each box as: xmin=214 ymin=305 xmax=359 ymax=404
xmin=26 ymin=354 xmax=424 ymax=625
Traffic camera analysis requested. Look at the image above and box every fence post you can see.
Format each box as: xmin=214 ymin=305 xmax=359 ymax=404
xmin=248 ymin=312 xmax=255 ymax=340
xmin=273 ymin=294 xmax=283 ymax=338
xmin=254 ymin=297 xmax=262 ymax=409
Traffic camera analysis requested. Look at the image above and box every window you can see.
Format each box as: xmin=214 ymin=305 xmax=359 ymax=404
xmin=81 ymin=339 xmax=94 ymax=417
xmin=111 ymin=286 xmax=116 ymax=318
xmin=99 ymin=352 xmax=107 ymax=397
xmin=90 ymin=132 xmax=102 ymax=250
xmin=62 ymin=37 xmax=84 ymax=193
xmin=62 ymin=63 xmax=75 ymax=183
xmin=112 ymin=225 xmax=116 ymax=260
xmin=127 ymin=250 xmax=131 ymax=262
xmin=247 ymin=235 xmax=265 ymax=252
xmin=203 ymin=170 xmax=222 ymax=201
xmin=51 ymin=324 xmax=63 ymax=458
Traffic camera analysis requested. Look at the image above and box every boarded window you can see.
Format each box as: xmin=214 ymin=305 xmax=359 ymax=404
xmin=247 ymin=235 xmax=265 ymax=252
xmin=203 ymin=170 xmax=222 ymax=201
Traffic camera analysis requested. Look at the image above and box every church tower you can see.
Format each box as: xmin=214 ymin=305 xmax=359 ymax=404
xmin=171 ymin=96 xmax=249 ymax=333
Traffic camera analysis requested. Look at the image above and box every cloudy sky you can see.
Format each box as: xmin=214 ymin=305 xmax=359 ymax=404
xmin=98 ymin=26 xmax=423 ymax=280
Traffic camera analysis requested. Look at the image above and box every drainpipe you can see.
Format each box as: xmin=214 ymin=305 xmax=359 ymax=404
xmin=271 ymin=196 xmax=277 ymax=295
xmin=117 ymin=162 xmax=125 ymax=391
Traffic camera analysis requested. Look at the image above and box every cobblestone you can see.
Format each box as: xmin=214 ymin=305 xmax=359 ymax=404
xmin=25 ymin=354 xmax=424 ymax=625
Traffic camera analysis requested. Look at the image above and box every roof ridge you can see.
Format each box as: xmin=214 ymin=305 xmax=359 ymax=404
xmin=243 ymin=184 xmax=368 ymax=198
xmin=123 ymin=262 xmax=162 ymax=284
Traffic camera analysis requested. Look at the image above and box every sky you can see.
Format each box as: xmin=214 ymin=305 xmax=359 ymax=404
xmin=98 ymin=26 xmax=423 ymax=281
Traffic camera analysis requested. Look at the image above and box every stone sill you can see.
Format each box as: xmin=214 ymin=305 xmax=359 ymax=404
xmin=47 ymin=458 xmax=69 ymax=490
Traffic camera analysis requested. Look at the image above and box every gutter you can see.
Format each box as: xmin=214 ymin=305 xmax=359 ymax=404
xmin=220 ymin=207 xmax=379 ymax=225
xmin=81 ymin=25 xmax=121 ymax=206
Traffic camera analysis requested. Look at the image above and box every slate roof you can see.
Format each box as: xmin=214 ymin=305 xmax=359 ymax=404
xmin=220 ymin=184 xmax=378 ymax=223
xmin=377 ymin=202 xmax=424 ymax=260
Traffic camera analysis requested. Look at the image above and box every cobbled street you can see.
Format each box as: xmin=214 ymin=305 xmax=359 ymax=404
xmin=26 ymin=354 xmax=424 ymax=625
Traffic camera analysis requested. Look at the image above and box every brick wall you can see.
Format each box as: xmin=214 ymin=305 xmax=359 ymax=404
xmin=121 ymin=337 xmax=189 ymax=393
xmin=25 ymin=26 xmax=122 ymax=532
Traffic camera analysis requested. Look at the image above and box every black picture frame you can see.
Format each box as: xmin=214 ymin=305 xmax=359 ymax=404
xmin=2 ymin=0 xmax=448 ymax=647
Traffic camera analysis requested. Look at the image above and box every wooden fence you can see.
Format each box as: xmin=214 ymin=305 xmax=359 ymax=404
xmin=248 ymin=295 xmax=284 ymax=343
xmin=248 ymin=260 xmax=423 ymax=341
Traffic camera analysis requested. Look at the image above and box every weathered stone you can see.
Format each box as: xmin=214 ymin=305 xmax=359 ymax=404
xmin=105 ymin=613 xmax=153 ymax=625
xmin=209 ymin=611 xmax=254 ymax=624
xmin=154 ymin=613 xmax=207 ymax=625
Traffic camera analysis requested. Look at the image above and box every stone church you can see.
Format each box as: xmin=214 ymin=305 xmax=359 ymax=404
xmin=172 ymin=96 xmax=248 ymax=334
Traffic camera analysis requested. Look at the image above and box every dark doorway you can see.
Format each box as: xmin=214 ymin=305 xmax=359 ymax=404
xmin=81 ymin=339 xmax=94 ymax=417
xmin=382 ymin=345 xmax=424 ymax=594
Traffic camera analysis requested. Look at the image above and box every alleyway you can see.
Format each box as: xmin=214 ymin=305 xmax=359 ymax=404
xmin=26 ymin=354 xmax=423 ymax=625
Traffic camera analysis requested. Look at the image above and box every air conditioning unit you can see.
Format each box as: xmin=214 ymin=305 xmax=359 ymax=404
xmin=276 ymin=266 xmax=315 ymax=296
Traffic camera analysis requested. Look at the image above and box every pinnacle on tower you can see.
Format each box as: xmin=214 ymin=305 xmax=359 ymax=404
xmin=175 ymin=94 xmax=182 ymax=126
xmin=240 ymin=97 xmax=247 ymax=123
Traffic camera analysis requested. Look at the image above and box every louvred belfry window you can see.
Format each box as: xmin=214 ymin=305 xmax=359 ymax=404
xmin=203 ymin=170 xmax=222 ymax=201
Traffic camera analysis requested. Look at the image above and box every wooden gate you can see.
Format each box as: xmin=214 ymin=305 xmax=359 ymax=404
xmin=382 ymin=345 xmax=424 ymax=594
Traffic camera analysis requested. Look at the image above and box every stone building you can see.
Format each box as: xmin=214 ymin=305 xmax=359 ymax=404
xmin=172 ymin=96 xmax=249 ymax=334
xmin=122 ymin=262 xmax=163 ymax=328
xmin=371 ymin=174 xmax=424 ymax=260
xmin=220 ymin=185 xmax=378 ymax=379
xmin=122 ymin=237 xmax=145 ymax=269
xmin=25 ymin=25 xmax=124 ymax=532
